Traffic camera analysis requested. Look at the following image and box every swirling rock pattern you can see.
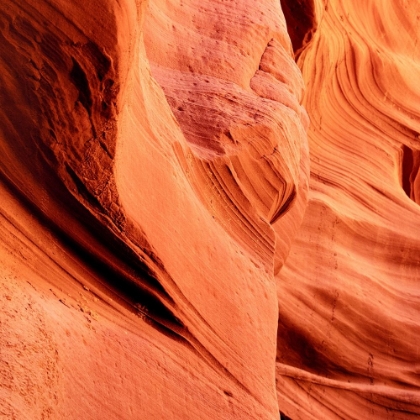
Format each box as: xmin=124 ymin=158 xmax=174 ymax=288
xmin=0 ymin=0 xmax=306 ymax=418
xmin=0 ymin=0 xmax=419 ymax=419
xmin=277 ymin=0 xmax=420 ymax=418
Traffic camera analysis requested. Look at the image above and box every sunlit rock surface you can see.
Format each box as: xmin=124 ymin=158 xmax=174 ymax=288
xmin=0 ymin=0 xmax=419 ymax=419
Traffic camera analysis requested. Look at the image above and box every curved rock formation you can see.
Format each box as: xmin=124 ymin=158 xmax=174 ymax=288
xmin=276 ymin=1 xmax=420 ymax=418
xmin=0 ymin=0 xmax=419 ymax=419
xmin=0 ymin=0 xmax=306 ymax=418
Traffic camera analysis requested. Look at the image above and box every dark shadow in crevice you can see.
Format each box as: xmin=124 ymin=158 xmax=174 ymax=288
xmin=280 ymin=0 xmax=317 ymax=58
xmin=401 ymin=145 xmax=420 ymax=204
xmin=70 ymin=58 xmax=93 ymax=115
xmin=0 ymin=167 xmax=186 ymax=343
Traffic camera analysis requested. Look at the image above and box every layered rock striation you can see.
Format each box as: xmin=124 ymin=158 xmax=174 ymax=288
xmin=0 ymin=0 xmax=307 ymax=418
xmin=276 ymin=0 xmax=420 ymax=418
xmin=0 ymin=0 xmax=419 ymax=419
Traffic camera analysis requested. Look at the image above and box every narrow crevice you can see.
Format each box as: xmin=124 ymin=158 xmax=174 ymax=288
xmin=280 ymin=0 xmax=317 ymax=58
xmin=65 ymin=163 xmax=102 ymax=211
xmin=401 ymin=144 xmax=420 ymax=204
xmin=0 ymin=168 xmax=187 ymax=342
xmin=70 ymin=58 xmax=92 ymax=114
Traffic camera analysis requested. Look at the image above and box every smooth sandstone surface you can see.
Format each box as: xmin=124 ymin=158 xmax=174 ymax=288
xmin=277 ymin=0 xmax=420 ymax=418
xmin=0 ymin=0 xmax=419 ymax=419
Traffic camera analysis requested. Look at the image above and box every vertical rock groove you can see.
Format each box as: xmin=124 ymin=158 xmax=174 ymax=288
xmin=279 ymin=0 xmax=317 ymax=56
xmin=401 ymin=144 xmax=420 ymax=204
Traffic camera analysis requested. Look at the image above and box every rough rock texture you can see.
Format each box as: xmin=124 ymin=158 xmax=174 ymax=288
xmin=0 ymin=0 xmax=419 ymax=419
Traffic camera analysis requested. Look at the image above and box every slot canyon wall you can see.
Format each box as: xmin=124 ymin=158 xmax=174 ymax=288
xmin=0 ymin=0 xmax=419 ymax=419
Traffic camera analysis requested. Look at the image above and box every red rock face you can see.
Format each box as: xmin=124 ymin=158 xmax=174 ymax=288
xmin=0 ymin=0 xmax=419 ymax=419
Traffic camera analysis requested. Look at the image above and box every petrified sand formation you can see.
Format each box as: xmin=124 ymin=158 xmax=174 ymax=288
xmin=276 ymin=1 xmax=420 ymax=418
xmin=0 ymin=0 xmax=419 ymax=419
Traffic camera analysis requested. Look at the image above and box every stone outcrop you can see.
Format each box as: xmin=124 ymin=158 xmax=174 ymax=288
xmin=0 ymin=0 xmax=419 ymax=419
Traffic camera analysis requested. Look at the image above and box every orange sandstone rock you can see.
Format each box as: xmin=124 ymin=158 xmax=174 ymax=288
xmin=276 ymin=1 xmax=420 ymax=418
xmin=1 ymin=0 xmax=420 ymax=419
xmin=0 ymin=0 xmax=307 ymax=418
